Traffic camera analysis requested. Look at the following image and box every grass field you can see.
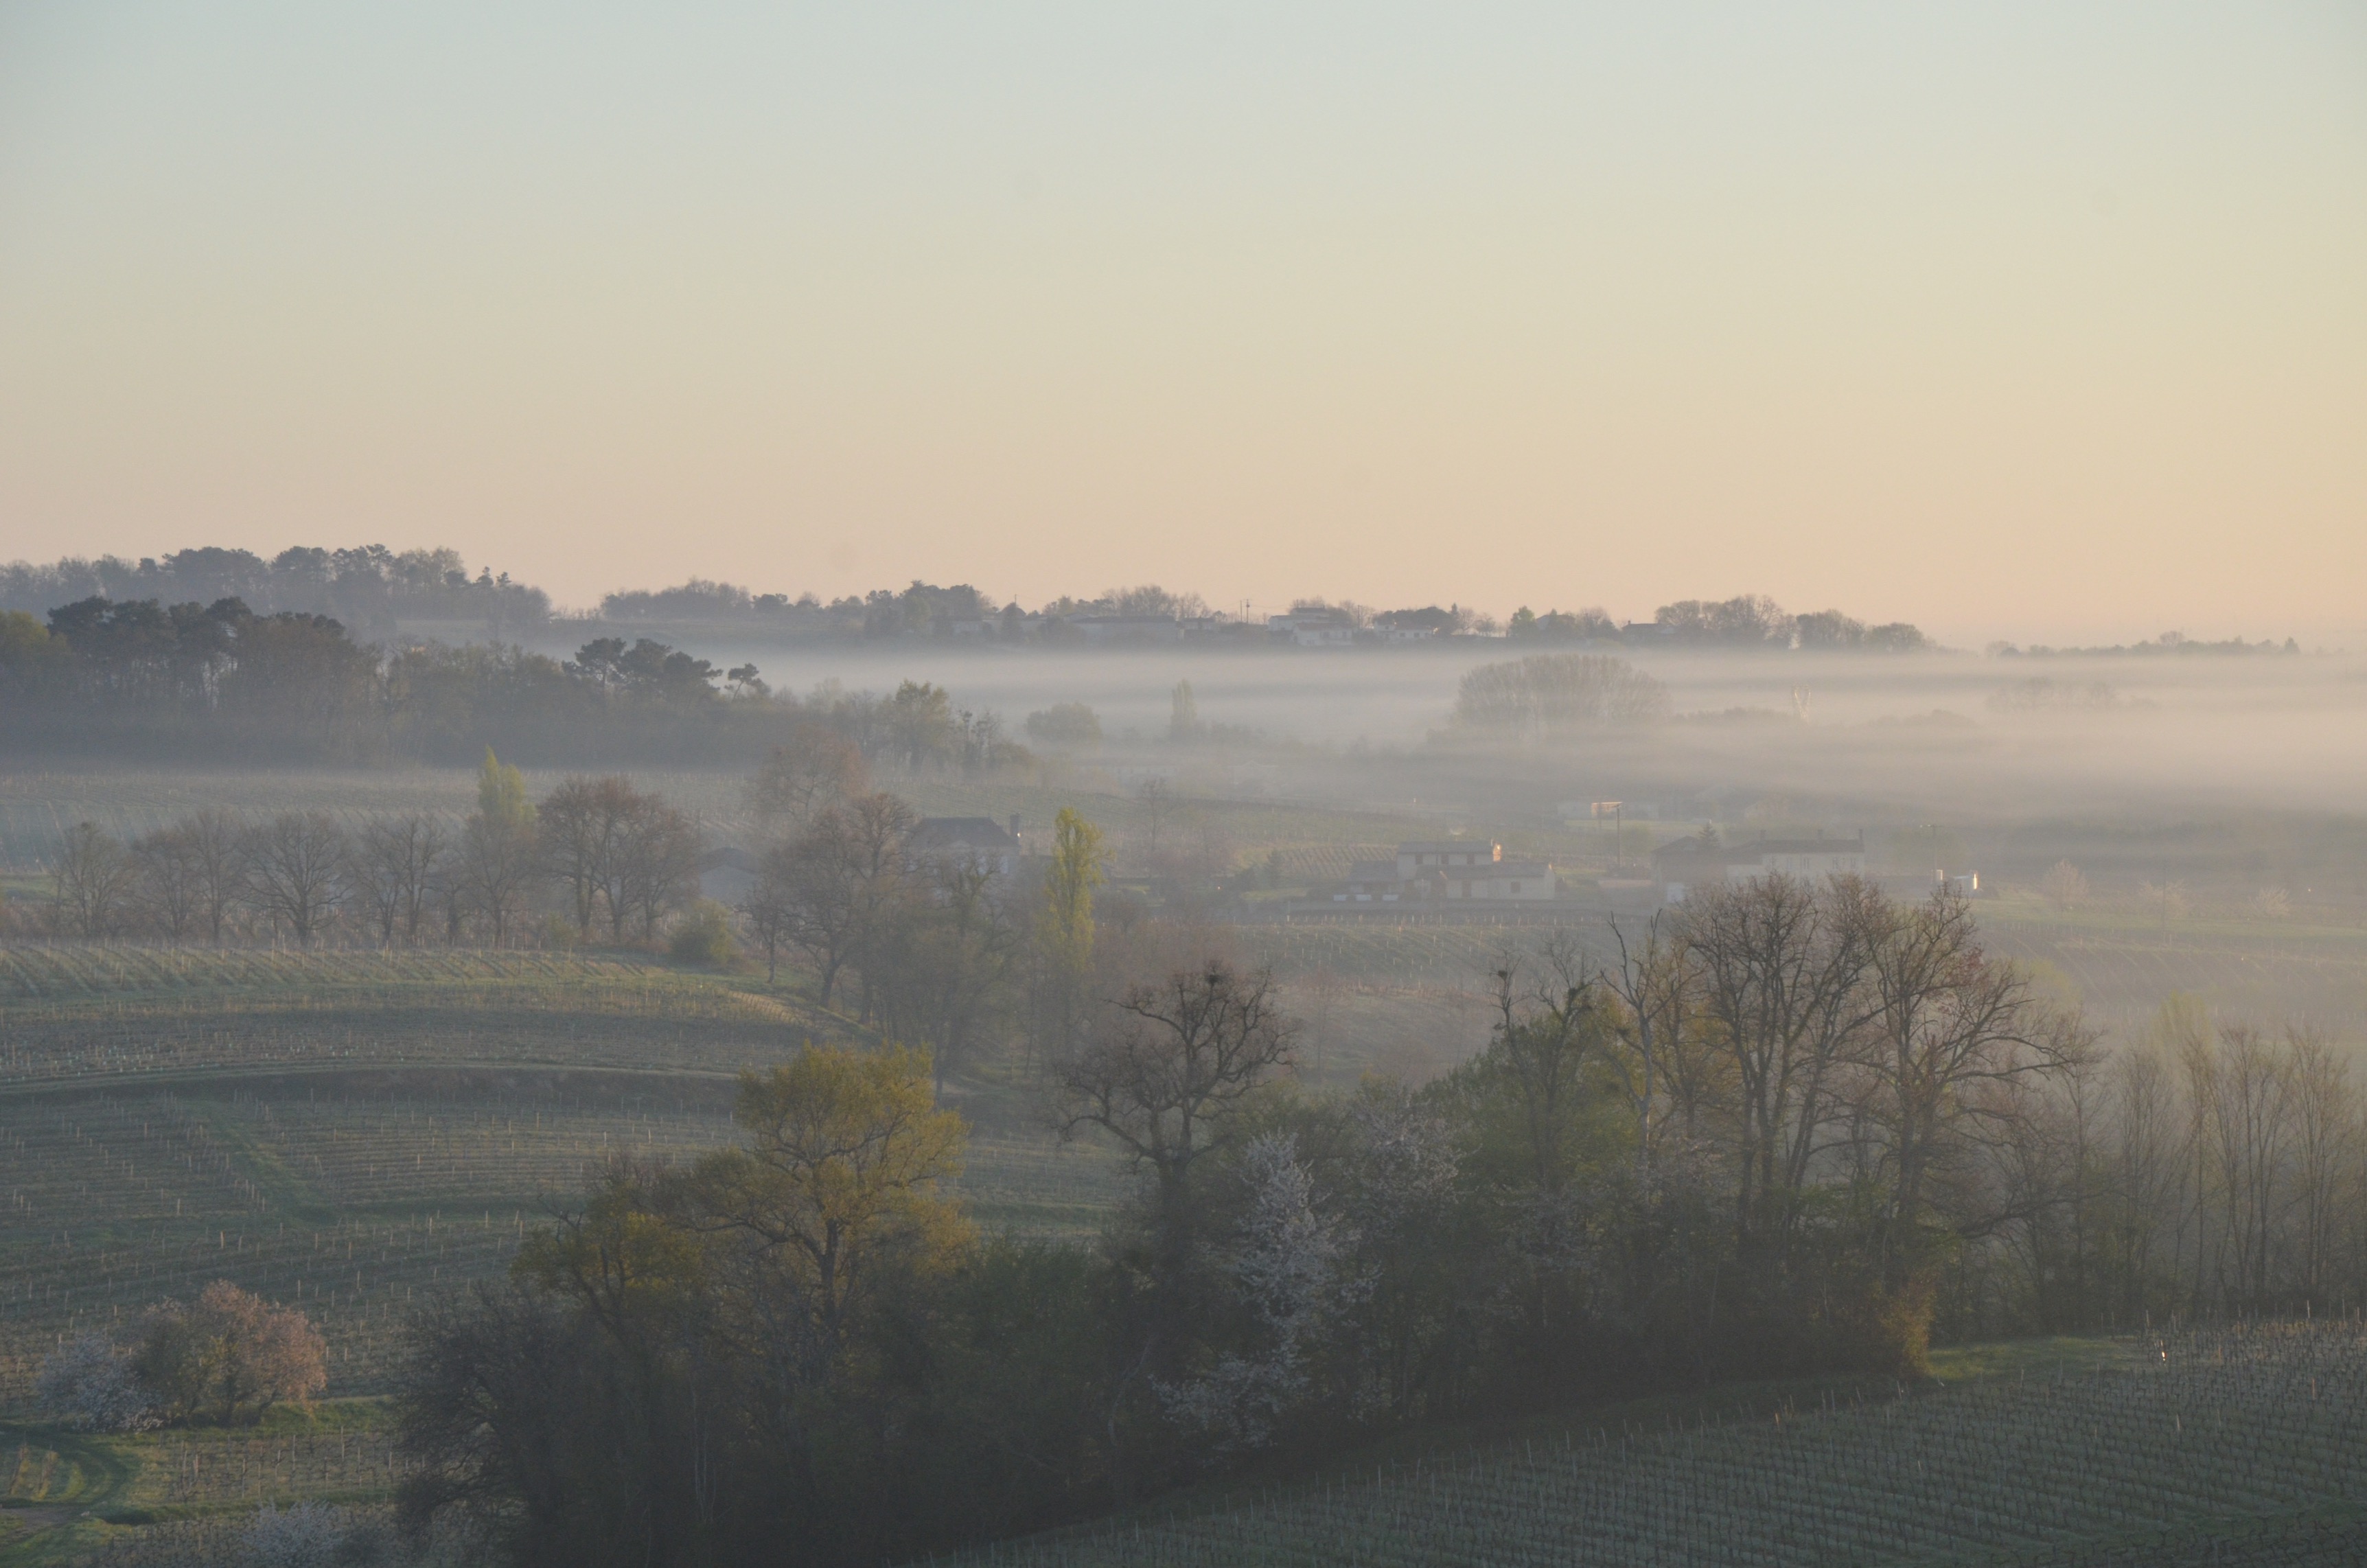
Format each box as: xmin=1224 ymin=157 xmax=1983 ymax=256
xmin=937 ymin=1322 xmax=2367 ymax=1567
xmin=0 ymin=1399 xmax=401 ymax=1563
xmin=0 ymin=946 xmax=1125 ymax=1422
xmin=0 ymin=945 xmax=831 ymax=1088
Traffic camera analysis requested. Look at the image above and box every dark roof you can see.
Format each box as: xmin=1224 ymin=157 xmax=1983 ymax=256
xmin=910 ymin=818 xmax=1020 ymax=851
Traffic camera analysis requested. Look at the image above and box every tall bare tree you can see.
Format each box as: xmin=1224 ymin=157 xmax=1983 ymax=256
xmin=51 ymin=821 xmax=137 ymax=938
xmin=1605 ymin=911 xmax=1697 ymax=1178
xmin=1681 ymin=874 xmax=1876 ymax=1265
xmin=180 ymin=809 xmax=248 ymax=947
xmin=349 ymin=814 xmax=449 ymax=947
xmin=741 ymin=842 xmax=797 ymax=985
xmin=614 ymin=795 xmax=702 ymax=943
xmin=130 ymin=825 xmax=207 ymax=943
xmin=538 ymin=776 xmax=639 ymax=936
xmin=1056 ymin=960 xmax=1295 ymax=1287
xmin=2284 ymin=1026 xmax=2355 ymax=1308
xmin=1854 ymin=890 xmax=2084 ymax=1289
xmin=240 ymin=812 xmax=348 ymax=948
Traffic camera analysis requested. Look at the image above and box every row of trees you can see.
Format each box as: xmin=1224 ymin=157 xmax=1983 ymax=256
xmin=30 ymin=753 xmax=705 ymax=949
xmin=409 ymin=868 xmax=2312 ymax=1566
xmin=1448 ymin=653 xmax=1675 ymax=735
xmin=0 ymin=592 xmax=1033 ymax=770
xmin=1501 ymin=595 xmax=1928 ymax=651
xmin=1991 ymin=1000 xmax=2366 ymax=1331
xmin=0 ymin=544 xmax=550 ymax=639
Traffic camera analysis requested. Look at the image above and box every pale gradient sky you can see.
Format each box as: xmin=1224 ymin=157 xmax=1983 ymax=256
xmin=2 ymin=3 xmax=2362 ymax=646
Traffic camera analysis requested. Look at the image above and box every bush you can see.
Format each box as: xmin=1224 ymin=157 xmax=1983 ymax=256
xmin=1024 ymin=701 xmax=1102 ymax=748
xmin=668 ymin=899 xmax=739 ymax=968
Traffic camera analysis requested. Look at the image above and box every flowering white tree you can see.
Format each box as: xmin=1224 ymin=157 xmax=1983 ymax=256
xmin=1157 ymin=1133 xmax=1356 ymax=1451
xmin=36 ymin=1333 xmax=159 ymax=1432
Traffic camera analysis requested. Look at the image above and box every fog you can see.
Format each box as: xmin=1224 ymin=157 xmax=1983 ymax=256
xmin=513 ymin=625 xmax=2367 ymax=823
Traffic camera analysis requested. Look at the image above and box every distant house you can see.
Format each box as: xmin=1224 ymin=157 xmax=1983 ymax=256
xmin=1267 ymin=610 xmax=1359 ymax=647
xmin=1332 ymin=839 xmax=1557 ymax=903
xmin=908 ymin=816 xmax=1026 ymax=879
xmin=1650 ymin=831 xmax=1866 ymax=903
xmin=1396 ymin=840 xmax=1504 ymax=878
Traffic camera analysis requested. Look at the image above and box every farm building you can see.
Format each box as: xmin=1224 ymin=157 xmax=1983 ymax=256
xmin=909 ymin=816 xmax=1027 ymax=879
xmin=1334 ymin=840 xmax=1558 ymax=903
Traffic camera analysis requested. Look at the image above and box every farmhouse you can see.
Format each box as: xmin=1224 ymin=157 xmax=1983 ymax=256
xmin=1335 ymin=840 xmax=1558 ymax=903
xmin=908 ymin=816 xmax=1026 ymax=879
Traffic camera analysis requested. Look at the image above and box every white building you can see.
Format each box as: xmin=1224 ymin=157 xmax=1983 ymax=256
xmin=1332 ymin=840 xmax=1558 ymax=903
xmin=1267 ymin=610 xmax=1359 ymax=646
xmin=908 ymin=817 xmax=1026 ymax=879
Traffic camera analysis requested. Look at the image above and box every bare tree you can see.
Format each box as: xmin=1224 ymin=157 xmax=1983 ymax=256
xmin=2283 ymin=1026 xmax=2355 ymax=1308
xmin=1478 ymin=938 xmax=1613 ymax=1201
xmin=742 ymin=842 xmax=797 ymax=985
xmin=2101 ymin=1044 xmax=2182 ymax=1323
xmin=349 ymin=814 xmax=449 ymax=947
xmin=1135 ymin=779 xmax=1176 ymax=861
xmin=1055 ymin=960 xmax=1295 ymax=1284
xmin=1301 ymin=966 xmax=1346 ymax=1085
xmin=778 ymin=817 xmax=864 ymax=1008
xmin=1605 ymin=911 xmax=1697 ymax=1178
xmin=181 ymin=809 xmax=247 ymax=947
xmin=1854 ymin=890 xmax=2084 ymax=1289
xmin=242 ymin=813 xmax=349 ymax=948
xmin=614 ymin=795 xmax=702 ymax=943
xmin=130 ymin=825 xmax=207 ymax=943
xmin=538 ymin=776 xmax=639 ymax=936
xmin=745 ymin=724 xmax=868 ymax=829
xmin=2205 ymin=1024 xmax=2293 ymax=1311
xmin=1681 ymin=874 xmax=1877 ymax=1265
xmin=50 ymin=820 xmax=137 ymax=938
xmin=2038 ymin=860 xmax=2088 ymax=912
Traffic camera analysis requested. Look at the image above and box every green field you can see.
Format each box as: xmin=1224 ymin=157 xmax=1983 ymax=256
xmin=0 ymin=946 xmax=1124 ymax=1424
xmin=938 ymin=1323 xmax=2367 ymax=1567
xmin=0 ymin=1399 xmax=403 ymax=1563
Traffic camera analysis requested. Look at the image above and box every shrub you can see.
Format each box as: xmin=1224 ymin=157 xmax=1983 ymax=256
xmin=668 ymin=899 xmax=739 ymax=968
xmin=1024 ymin=702 xmax=1103 ymax=748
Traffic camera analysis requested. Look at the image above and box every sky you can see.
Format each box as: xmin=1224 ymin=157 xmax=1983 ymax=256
xmin=1 ymin=2 xmax=2362 ymax=646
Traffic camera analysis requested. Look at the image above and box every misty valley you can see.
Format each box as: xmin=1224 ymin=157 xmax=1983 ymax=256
xmin=2 ymin=568 xmax=2364 ymax=1566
